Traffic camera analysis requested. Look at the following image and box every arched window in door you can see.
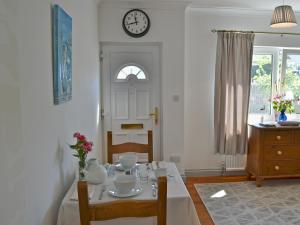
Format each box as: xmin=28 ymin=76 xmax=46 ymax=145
xmin=115 ymin=64 xmax=147 ymax=81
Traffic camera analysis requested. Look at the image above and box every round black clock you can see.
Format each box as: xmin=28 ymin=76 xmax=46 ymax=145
xmin=122 ymin=9 xmax=150 ymax=38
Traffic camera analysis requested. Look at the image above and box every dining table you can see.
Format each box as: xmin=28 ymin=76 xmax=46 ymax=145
xmin=56 ymin=162 xmax=201 ymax=225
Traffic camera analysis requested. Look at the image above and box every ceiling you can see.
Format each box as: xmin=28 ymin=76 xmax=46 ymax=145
xmin=101 ymin=0 xmax=300 ymax=11
xmin=189 ymin=0 xmax=300 ymax=11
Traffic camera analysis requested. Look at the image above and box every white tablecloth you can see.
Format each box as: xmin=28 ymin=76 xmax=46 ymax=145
xmin=57 ymin=162 xmax=200 ymax=225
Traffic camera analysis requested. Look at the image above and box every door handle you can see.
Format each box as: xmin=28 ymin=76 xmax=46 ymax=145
xmin=149 ymin=107 xmax=159 ymax=125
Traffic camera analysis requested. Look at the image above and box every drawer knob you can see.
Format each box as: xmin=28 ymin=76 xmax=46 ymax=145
xmin=277 ymin=150 xmax=283 ymax=155
xmin=276 ymin=135 xmax=281 ymax=140
xmin=274 ymin=165 xmax=280 ymax=171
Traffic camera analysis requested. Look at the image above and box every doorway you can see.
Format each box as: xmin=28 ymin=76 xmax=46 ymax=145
xmin=100 ymin=43 xmax=162 ymax=163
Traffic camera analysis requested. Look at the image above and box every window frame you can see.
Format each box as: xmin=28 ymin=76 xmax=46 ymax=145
xmin=253 ymin=47 xmax=279 ymax=83
xmin=250 ymin=47 xmax=279 ymax=115
xmin=249 ymin=47 xmax=300 ymax=122
xmin=281 ymin=49 xmax=300 ymax=113
xmin=281 ymin=49 xmax=300 ymax=91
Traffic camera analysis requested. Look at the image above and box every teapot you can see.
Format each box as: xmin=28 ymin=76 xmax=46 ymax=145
xmin=85 ymin=158 xmax=107 ymax=184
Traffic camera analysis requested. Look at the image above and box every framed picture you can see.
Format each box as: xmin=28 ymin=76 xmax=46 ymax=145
xmin=52 ymin=4 xmax=72 ymax=105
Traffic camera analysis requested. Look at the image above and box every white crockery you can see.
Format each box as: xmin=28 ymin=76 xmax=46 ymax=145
xmin=119 ymin=153 xmax=138 ymax=171
xmin=85 ymin=158 xmax=107 ymax=184
xmin=108 ymin=187 xmax=142 ymax=198
xmin=113 ymin=174 xmax=136 ymax=194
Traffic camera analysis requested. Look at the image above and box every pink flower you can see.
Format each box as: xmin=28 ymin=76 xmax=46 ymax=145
xmin=73 ymin=132 xmax=81 ymax=138
xmin=77 ymin=135 xmax=86 ymax=142
xmin=83 ymin=142 xmax=93 ymax=152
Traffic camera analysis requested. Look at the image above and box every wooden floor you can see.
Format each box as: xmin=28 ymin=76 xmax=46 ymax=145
xmin=185 ymin=176 xmax=250 ymax=225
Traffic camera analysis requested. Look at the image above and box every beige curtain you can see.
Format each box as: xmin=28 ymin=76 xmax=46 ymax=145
xmin=214 ymin=32 xmax=255 ymax=155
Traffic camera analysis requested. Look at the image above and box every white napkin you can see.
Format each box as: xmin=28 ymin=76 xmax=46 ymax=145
xmin=70 ymin=184 xmax=95 ymax=201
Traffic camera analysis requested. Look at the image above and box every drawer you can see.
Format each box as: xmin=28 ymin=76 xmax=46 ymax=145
xmin=264 ymin=130 xmax=293 ymax=145
xmin=263 ymin=160 xmax=300 ymax=176
xmin=294 ymin=130 xmax=300 ymax=144
xmin=264 ymin=145 xmax=300 ymax=160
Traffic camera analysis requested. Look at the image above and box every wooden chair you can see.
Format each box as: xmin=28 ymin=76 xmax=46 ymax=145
xmin=107 ymin=130 xmax=153 ymax=163
xmin=77 ymin=176 xmax=167 ymax=225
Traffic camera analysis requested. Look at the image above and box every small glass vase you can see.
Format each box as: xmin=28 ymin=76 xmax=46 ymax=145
xmin=78 ymin=160 xmax=86 ymax=180
xmin=278 ymin=110 xmax=287 ymax=122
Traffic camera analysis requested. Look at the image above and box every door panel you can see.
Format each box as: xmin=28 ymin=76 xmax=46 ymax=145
xmin=135 ymin=89 xmax=150 ymax=119
xmin=101 ymin=44 xmax=161 ymax=163
xmin=113 ymin=89 xmax=129 ymax=119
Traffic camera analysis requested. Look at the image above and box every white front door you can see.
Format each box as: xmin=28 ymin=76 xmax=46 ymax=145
xmin=101 ymin=44 xmax=161 ymax=163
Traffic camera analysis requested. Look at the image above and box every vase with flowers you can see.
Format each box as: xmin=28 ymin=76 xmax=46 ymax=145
xmin=70 ymin=132 xmax=93 ymax=180
xmin=272 ymin=94 xmax=295 ymax=122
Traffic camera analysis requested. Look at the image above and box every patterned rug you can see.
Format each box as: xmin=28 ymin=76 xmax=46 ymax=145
xmin=195 ymin=180 xmax=300 ymax=225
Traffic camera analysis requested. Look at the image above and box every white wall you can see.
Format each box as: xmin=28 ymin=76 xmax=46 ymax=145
xmin=184 ymin=7 xmax=300 ymax=172
xmin=0 ymin=0 xmax=25 ymax=224
xmin=98 ymin=2 xmax=186 ymax=172
xmin=0 ymin=0 xmax=101 ymax=224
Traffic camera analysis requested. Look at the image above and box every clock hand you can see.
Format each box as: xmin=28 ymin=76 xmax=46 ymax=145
xmin=126 ymin=21 xmax=138 ymax=25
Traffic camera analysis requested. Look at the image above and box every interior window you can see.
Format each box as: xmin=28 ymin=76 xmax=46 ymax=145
xmin=116 ymin=65 xmax=146 ymax=80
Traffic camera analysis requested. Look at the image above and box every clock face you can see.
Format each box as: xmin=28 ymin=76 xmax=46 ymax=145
xmin=122 ymin=9 xmax=150 ymax=38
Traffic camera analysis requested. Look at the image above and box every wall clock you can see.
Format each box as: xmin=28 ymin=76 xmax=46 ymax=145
xmin=122 ymin=9 xmax=150 ymax=38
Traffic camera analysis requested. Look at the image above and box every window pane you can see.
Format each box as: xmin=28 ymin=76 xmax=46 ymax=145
xmin=249 ymin=54 xmax=273 ymax=114
xmin=117 ymin=70 xmax=128 ymax=79
xmin=117 ymin=65 xmax=146 ymax=80
xmin=136 ymin=70 xmax=146 ymax=79
xmin=283 ymin=54 xmax=300 ymax=100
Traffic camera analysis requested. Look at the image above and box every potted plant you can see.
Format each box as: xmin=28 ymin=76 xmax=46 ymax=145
xmin=272 ymin=94 xmax=295 ymax=121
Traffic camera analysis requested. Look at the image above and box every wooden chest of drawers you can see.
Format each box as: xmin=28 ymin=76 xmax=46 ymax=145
xmin=246 ymin=124 xmax=300 ymax=187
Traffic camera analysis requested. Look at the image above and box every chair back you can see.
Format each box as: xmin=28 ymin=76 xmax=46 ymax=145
xmin=107 ymin=130 xmax=153 ymax=163
xmin=77 ymin=176 xmax=167 ymax=225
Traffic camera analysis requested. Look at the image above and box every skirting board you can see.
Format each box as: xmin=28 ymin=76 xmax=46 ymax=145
xmin=185 ymin=169 xmax=246 ymax=177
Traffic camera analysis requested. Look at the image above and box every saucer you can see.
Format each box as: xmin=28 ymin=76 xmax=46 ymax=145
xmin=107 ymin=187 xmax=143 ymax=198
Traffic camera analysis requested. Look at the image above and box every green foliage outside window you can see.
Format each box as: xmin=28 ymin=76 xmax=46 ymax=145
xmin=250 ymin=53 xmax=300 ymax=115
xmin=283 ymin=69 xmax=300 ymax=100
xmin=252 ymin=74 xmax=272 ymax=99
xmin=249 ymin=55 xmax=272 ymax=114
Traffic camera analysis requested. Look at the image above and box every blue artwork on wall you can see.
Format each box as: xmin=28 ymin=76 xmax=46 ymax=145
xmin=52 ymin=4 xmax=72 ymax=105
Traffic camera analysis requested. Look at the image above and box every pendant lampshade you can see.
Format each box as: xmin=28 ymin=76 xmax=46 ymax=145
xmin=270 ymin=5 xmax=297 ymax=28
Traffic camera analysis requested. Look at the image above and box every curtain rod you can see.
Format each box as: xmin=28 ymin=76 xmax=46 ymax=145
xmin=211 ymin=29 xmax=300 ymax=36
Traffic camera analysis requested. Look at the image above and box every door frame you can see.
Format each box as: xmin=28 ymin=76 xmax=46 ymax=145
xmin=99 ymin=42 xmax=163 ymax=163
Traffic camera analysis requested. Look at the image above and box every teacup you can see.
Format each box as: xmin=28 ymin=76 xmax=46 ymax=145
xmin=119 ymin=153 xmax=138 ymax=171
xmin=113 ymin=174 xmax=136 ymax=194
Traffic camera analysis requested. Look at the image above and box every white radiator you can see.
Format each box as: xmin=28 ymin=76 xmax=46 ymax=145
xmin=224 ymin=154 xmax=246 ymax=171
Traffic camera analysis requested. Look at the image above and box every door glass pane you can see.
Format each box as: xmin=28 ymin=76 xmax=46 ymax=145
xmin=283 ymin=53 xmax=300 ymax=113
xmin=249 ymin=54 xmax=273 ymax=114
xmin=116 ymin=65 xmax=146 ymax=80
